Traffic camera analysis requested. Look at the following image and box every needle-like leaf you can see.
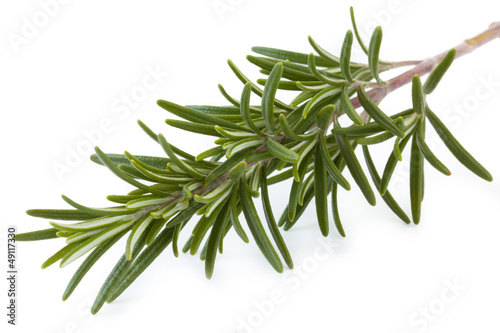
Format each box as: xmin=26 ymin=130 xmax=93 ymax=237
xmin=229 ymin=189 xmax=249 ymax=243
xmin=158 ymin=134 xmax=206 ymax=179
xmin=157 ymin=100 xmax=248 ymax=132
xmin=362 ymin=146 xmax=411 ymax=224
xmin=410 ymin=135 xmax=425 ymax=224
xmin=314 ymin=145 xmax=330 ymax=236
xmin=265 ymin=137 xmax=300 ymax=163
xmin=318 ymin=134 xmax=351 ymax=190
xmin=63 ymin=230 xmax=127 ymax=301
xmin=340 ymin=30 xmax=354 ymax=83
xmin=426 ymin=107 xmax=492 ymax=181
xmin=262 ymin=62 xmax=284 ymax=132
xmin=203 ymin=147 xmax=254 ymax=186
xmin=205 ymin=202 xmax=230 ymax=279
xmin=368 ymin=26 xmax=384 ymax=84
xmin=240 ymin=82 xmax=264 ymax=136
xmin=379 ymin=131 xmax=414 ymax=195
xmin=357 ymin=86 xmax=405 ymax=138
xmin=412 ymin=75 xmax=426 ymax=115
xmin=341 ymin=85 xmax=363 ymax=125
xmin=26 ymin=209 xmax=98 ymax=221
xmin=239 ymin=179 xmax=283 ymax=273
xmin=15 ymin=228 xmax=59 ymax=241
xmin=94 ymin=147 xmax=166 ymax=196
xmin=349 ymin=6 xmax=368 ymax=54
xmin=415 ymin=118 xmax=451 ymax=176
xmin=165 ymin=119 xmax=220 ymax=137
xmin=334 ymin=130 xmax=376 ymax=206
xmin=260 ymin=164 xmax=294 ymax=269
xmin=423 ymin=49 xmax=456 ymax=94
xmin=252 ymin=46 xmax=335 ymax=67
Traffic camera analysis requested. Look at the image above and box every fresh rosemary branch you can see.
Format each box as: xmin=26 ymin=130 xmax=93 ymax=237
xmin=16 ymin=8 xmax=498 ymax=314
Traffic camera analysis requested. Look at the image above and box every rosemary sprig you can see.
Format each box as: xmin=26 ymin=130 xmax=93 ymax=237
xmin=16 ymin=8 xmax=498 ymax=314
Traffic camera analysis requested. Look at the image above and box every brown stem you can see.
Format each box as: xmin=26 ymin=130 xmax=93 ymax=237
xmin=350 ymin=21 xmax=500 ymax=109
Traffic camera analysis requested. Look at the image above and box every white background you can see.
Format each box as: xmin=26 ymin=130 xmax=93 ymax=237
xmin=1 ymin=1 xmax=500 ymax=332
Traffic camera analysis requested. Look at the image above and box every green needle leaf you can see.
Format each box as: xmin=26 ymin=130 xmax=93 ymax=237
xmin=331 ymin=108 xmax=414 ymax=138
xmin=41 ymin=243 xmax=79 ymax=269
xmin=104 ymin=226 xmax=176 ymax=304
xmin=157 ymin=134 xmax=206 ymax=179
xmin=262 ymin=62 xmax=283 ymax=132
xmin=203 ymin=147 xmax=254 ymax=187
xmin=362 ymin=146 xmax=411 ymax=224
xmin=314 ymin=145 xmax=330 ymax=236
xmin=334 ymin=130 xmax=376 ymax=206
xmin=61 ymin=195 xmax=134 ymax=217
xmin=357 ymin=86 xmax=405 ymax=138
xmin=318 ymin=134 xmax=351 ymax=191
xmin=94 ymin=147 xmax=166 ymax=197
xmin=423 ymin=49 xmax=456 ymax=94
xmin=260 ymin=165 xmax=294 ymax=269
xmin=247 ymin=55 xmax=317 ymax=82
xmin=186 ymin=105 xmax=241 ymax=115
xmin=165 ymin=119 xmax=220 ymax=137
xmin=91 ymin=151 xmax=170 ymax=170
xmin=308 ymin=53 xmax=346 ymax=86
xmin=368 ymin=26 xmax=384 ymax=84
xmin=308 ymin=36 xmax=341 ymax=66
xmin=196 ymin=146 xmax=224 ymax=162
xmin=15 ymin=228 xmax=59 ymax=241
xmin=252 ymin=46 xmax=335 ymax=67
xmin=410 ymin=134 xmax=425 ymax=224
xmin=205 ymin=202 xmax=230 ymax=279
xmin=283 ymin=177 xmax=333 ymax=231
xmin=316 ymin=105 xmax=336 ymax=131
xmin=239 ymin=179 xmax=283 ymax=273
xmin=125 ymin=216 xmax=155 ymax=260
xmin=145 ymin=218 xmax=168 ymax=245
xmin=92 ymin=207 xmax=196 ymax=313
xmin=331 ymin=181 xmax=346 ymax=237
xmin=278 ymin=114 xmax=315 ymax=141
xmin=227 ymin=60 xmax=293 ymax=112
xmin=90 ymin=227 xmax=147 ymax=314
xmin=341 ymin=85 xmax=364 ymax=125
xmin=350 ymin=6 xmax=368 ymax=55
xmin=379 ymin=131 xmax=414 ymax=195
xmin=265 ymin=137 xmax=300 ymax=163
xmin=412 ymin=75 xmax=426 ymax=115
xmin=357 ymin=131 xmax=394 ymax=145
xmin=157 ymin=100 xmax=248 ymax=132
xmin=340 ymin=30 xmax=354 ymax=83
xmin=63 ymin=230 xmax=127 ymax=301
xmin=302 ymin=86 xmax=341 ymax=120
xmin=426 ymin=107 xmax=492 ymax=181
xmin=26 ymin=209 xmax=98 ymax=221
xmin=172 ymin=223 xmax=182 ymax=257
xmin=229 ymin=189 xmax=249 ymax=243
xmin=228 ymin=161 xmax=248 ymax=182
xmin=240 ymin=82 xmax=264 ymax=136
xmin=50 ymin=215 xmax=132 ymax=232
xmin=415 ymin=119 xmax=451 ymax=176
xmin=60 ymin=219 xmax=134 ymax=268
